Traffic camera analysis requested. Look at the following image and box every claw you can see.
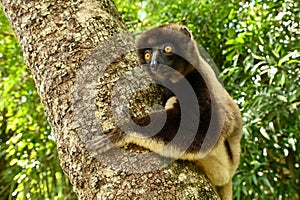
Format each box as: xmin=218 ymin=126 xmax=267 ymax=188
xmin=120 ymin=105 xmax=131 ymax=118
xmin=87 ymin=134 xmax=114 ymax=154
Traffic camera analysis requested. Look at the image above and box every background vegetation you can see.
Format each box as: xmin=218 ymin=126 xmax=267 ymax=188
xmin=1 ymin=0 xmax=299 ymax=199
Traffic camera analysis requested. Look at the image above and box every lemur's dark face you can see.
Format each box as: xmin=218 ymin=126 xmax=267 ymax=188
xmin=141 ymin=44 xmax=191 ymax=83
xmin=136 ymin=25 xmax=196 ymax=83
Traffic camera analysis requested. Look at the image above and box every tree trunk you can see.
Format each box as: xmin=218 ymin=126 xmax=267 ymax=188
xmin=1 ymin=0 xmax=219 ymax=199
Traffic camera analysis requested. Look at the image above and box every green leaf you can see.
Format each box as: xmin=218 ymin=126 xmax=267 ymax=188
xmin=259 ymin=127 xmax=270 ymax=140
xmin=276 ymin=95 xmax=288 ymax=102
xmin=278 ymin=51 xmax=300 ymax=66
xmin=225 ymin=37 xmax=245 ymax=45
xmin=278 ymin=72 xmax=285 ymax=86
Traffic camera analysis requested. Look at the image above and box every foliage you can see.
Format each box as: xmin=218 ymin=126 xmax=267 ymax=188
xmin=220 ymin=2 xmax=300 ymax=199
xmin=0 ymin=4 xmax=76 ymax=200
xmin=114 ymin=0 xmax=300 ymax=199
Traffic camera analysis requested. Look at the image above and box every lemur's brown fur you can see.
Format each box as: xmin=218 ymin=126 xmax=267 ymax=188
xmin=100 ymin=24 xmax=242 ymax=200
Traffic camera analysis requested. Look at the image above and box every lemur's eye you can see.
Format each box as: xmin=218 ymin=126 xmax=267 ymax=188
xmin=144 ymin=52 xmax=151 ymax=60
xmin=164 ymin=45 xmax=172 ymax=53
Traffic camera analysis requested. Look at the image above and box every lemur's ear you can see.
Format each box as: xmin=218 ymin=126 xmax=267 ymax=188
xmin=158 ymin=23 xmax=193 ymax=39
xmin=181 ymin=26 xmax=193 ymax=39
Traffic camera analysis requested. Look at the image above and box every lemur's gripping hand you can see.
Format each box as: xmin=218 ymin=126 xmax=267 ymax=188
xmin=87 ymin=128 xmax=124 ymax=154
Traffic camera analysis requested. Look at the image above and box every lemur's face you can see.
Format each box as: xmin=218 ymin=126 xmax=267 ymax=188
xmin=136 ymin=25 xmax=195 ymax=83
xmin=141 ymin=43 xmax=191 ymax=83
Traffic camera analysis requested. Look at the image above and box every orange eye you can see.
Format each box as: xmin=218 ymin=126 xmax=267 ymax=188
xmin=144 ymin=52 xmax=151 ymax=60
xmin=164 ymin=45 xmax=172 ymax=53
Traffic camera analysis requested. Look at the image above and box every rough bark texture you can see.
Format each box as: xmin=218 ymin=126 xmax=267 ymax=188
xmin=1 ymin=0 xmax=219 ymax=199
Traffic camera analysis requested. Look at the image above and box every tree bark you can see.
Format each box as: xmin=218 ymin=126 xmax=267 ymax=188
xmin=1 ymin=0 xmax=219 ymax=199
